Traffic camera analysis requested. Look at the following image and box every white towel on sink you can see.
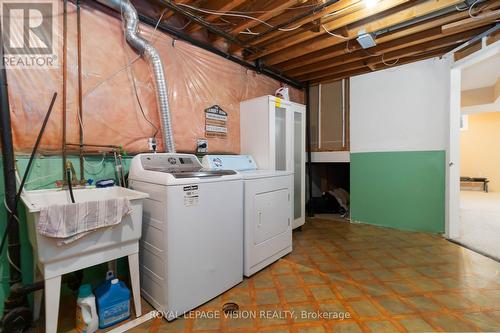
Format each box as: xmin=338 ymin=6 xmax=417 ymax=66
xmin=37 ymin=198 xmax=132 ymax=246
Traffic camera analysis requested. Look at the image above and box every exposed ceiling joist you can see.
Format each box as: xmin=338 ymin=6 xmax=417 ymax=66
xmin=297 ymin=26 xmax=490 ymax=81
xmin=245 ymin=0 xmax=414 ymax=61
xmin=259 ymin=0 xmax=465 ymax=65
xmin=229 ymin=0 xmax=300 ymax=35
xmin=155 ymin=0 xmax=498 ymax=86
xmin=239 ymin=0 xmax=361 ymax=48
xmin=442 ymin=8 xmax=500 ymax=34
xmin=288 ymin=19 xmax=495 ymax=78
xmin=310 ymin=45 xmax=455 ymax=84
xmin=186 ymin=0 xmax=249 ymax=33
xmin=274 ymin=0 xmax=499 ymax=72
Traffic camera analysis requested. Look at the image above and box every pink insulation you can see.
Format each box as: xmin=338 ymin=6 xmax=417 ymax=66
xmin=6 ymin=2 xmax=304 ymax=154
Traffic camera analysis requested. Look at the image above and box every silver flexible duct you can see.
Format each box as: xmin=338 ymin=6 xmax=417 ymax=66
xmin=95 ymin=0 xmax=175 ymax=152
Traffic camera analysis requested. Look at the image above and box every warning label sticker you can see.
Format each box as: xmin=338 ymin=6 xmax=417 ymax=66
xmin=183 ymin=185 xmax=199 ymax=207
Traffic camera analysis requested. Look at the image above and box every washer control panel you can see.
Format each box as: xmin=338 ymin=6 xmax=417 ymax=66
xmin=141 ymin=153 xmax=202 ymax=173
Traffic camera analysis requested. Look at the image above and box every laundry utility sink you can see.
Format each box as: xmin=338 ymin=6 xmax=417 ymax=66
xmin=21 ymin=186 xmax=148 ymax=269
xmin=22 ymin=186 xmax=148 ymax=333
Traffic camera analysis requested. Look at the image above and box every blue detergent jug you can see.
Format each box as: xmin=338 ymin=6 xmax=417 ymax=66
xmin=95 ymin=276 xmax=131 ymax=329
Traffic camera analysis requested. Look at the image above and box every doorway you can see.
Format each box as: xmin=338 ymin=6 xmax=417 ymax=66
xmin=448 ymin=35 xmax=500 ymax=259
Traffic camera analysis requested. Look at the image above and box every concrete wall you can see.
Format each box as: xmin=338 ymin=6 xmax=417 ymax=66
xmin=461 ymin=111 xmax=500 ymax=192
xmin=350 ymin=57 xmax=450 ymax=233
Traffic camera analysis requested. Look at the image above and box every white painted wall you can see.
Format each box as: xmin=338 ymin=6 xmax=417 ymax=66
xmin=350 ymin=57 xmax=451 ymax=153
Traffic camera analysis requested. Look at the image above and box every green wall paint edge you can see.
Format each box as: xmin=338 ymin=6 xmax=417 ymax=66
xmin=350 ymin=150 xmax=446 ymax=234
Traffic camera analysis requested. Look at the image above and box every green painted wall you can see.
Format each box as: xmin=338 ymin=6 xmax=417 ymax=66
xmin=350 ymin=150 xmax=446 ymax=233
xmin=1 ymin=155 xmax=132 ymax=317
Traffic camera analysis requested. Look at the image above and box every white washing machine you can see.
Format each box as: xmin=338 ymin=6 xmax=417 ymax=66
xmin=129 ymin=153 xmax=243 ymax=320
xmin=202 ymin=155 xmax=293 ymax=277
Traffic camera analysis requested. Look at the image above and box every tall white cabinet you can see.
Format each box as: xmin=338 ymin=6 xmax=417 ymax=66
xmin=240 ymin=95 xmax=306 ymax=229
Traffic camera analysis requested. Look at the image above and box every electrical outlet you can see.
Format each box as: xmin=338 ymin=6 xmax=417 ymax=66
xmin=148 ymin=138 xmax=157 ymax=152
xmin=197 ymin=139 xmax=208 ymax=154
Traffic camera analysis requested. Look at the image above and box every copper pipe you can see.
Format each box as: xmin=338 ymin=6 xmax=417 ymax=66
xmin=66 ymin=142 xmax=120 ymax=149
xmin=62 ymin=0 xmax=68 ymax=182
xmin=77 ymin=0 xmax=84 ymax=184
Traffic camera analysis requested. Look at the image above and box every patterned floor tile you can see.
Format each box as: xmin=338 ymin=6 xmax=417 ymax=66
xmin=403 ymin=295 xmax=441 ymax=313
xmin=462 ymin=312 xmax=500 ymax=332
xmin=283 ymin=288 xmax=309 ymax=303
xmin=398 ymin=317 xmax=435 ymax=332
xmin=330 ymin=321 xmax=364 ymax=333
xmin=428 ymin=313 xmax=478 ymax=332
xmin=348 ymin=299 xmax=382 ymax=317
xmin=256 ymin=290 xmax=281 ymax=305
xmin=363 ymin=320 xmax=401 ymax=333
xmin=375 ymin=297 xmax=414 ymax=315
xmin=310 ymin=286 xmax=336 ymax=301
xmin=45 ymin=217 xmax=500 ymax=333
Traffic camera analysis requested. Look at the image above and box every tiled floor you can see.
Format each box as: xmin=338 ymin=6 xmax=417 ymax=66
xmin=53 ymin=217 xmax=500 ymax=332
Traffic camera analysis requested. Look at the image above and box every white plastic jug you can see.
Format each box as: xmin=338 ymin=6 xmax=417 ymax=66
xmin=76 ymin=284 xmax=98 ymax=333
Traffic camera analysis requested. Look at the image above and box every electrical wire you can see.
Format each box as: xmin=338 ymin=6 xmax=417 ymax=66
xmin=323 ymin=2 xmax=361 ymax=17
xmin=3 ymin=199 xmax=22 ymax=273
xmin=179 ymin=3 xmax=274 ymax=27
xmin=178 ymin=3 xmax=320 ymax=15
xmin=178 ymin=3 xmax=306 ymax=32
xmin=468 ymin=0 xmax=491 ymax=19
xmin=121 ymin=3 xmax=160 ymax=138
xmin=82 ymin=6 xmax=171 ymax=112
xmin=468 ymin=0 xmax=480 ymax=18
xmin=240 ymin=29 xmax=260 ymax=35
xmin=322 ymin=24 xmax=349 ymax=39
xmin=7 ymin=252 xmax=21 ymax=273
xmin=126 ymin=53 xmax=159 ymax=138
xmin=381 ymin=53 xmax=399 ymax=66
xmin=345 ymin=39 xmax=352 ymax=54
xmin=455 ymin=3 xmax=469 ymax=11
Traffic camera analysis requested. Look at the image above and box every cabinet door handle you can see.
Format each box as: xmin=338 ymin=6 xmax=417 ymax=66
xmin=258 ymin=212 xmax=262 ymax=228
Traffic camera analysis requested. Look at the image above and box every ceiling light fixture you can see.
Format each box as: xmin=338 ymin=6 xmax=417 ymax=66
xmin=357 ymin=33 xmax=377 ymax=48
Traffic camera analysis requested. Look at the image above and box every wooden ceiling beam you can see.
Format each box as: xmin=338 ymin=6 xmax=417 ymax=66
xmin=310 ymin=45 xmax=454 ymax=84
xmin=277 ymin=0 xmax=499 ymax=72
xmin=441 ymin=8 xmax=500 ymax=34
xmin=260 ymin=0 xmax=464 ymax=65
xmin=186 ymin=0 xmax=249 ymax=33
xmin=246 ymin=0 xmax=412 ymax=61
xmin=239 ymin=0 xmax=363 ymax=48
xmin=288 ymin=26 xmax=442 ymax=77
xmin=297 ymin=27 xmax=487 ymax=81
xmin=289 ymin=24 xmax=488 ymax=77
xmin=228 ymin=0 xmax=300 ymax=35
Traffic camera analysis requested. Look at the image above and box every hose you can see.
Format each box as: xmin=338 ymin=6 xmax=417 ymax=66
xmin=67 ymin=169 xmax=75 ymax=204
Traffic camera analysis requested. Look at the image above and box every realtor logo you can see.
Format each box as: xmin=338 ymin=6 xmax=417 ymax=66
xmin=1 ymin=0 xmax=58 ymax=68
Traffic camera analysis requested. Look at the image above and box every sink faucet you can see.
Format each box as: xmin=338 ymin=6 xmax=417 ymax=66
xmin=65 ymin=160 xmax=78 ymax=186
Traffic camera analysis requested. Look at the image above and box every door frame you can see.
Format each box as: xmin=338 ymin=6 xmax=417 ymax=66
xmin=446 ymin=37 xmax=500 ymax=239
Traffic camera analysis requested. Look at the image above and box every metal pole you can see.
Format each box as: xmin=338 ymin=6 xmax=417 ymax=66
xmin=305 ymin=83 xmax=314 ymax=217
xmin=77 ymin=0 xmax=85 ymax=184
xmin=0 ymin=16 xmax=21 ymax=285
xmin=62 ymin=0 xmax=68 ymax=183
